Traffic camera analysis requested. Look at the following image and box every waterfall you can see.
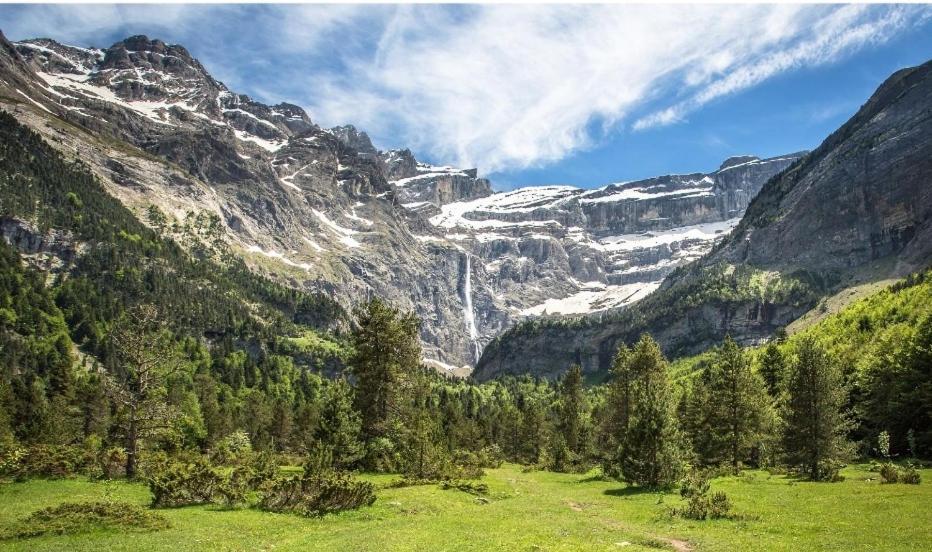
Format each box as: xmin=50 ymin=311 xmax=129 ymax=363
xmin=461 ymin=253 xmax=481 ymax=363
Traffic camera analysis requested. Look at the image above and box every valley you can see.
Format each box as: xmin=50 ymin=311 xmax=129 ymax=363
xmin=0 ymin=12 xmax=930 ymax=552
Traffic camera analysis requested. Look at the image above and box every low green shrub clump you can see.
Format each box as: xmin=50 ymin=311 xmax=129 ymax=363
xmin=439 ymin=480 xmax=490 ymax=496
xmin=258 ymin=468 xmax=375 ymax=516
xmin=879 ymin=462 xmax=922 ymax=485
xmin=0 ymin=445 xmax=93 ymax=480
xmin=672 ymin=469 xmax=732 ymax=520
xmin=144 ymin=451 xmax=374 ymax=516
xmin=0 ymin=501 xmax=169 ymax=539
xmin=147 ymin=457 xmax=222 ymax=508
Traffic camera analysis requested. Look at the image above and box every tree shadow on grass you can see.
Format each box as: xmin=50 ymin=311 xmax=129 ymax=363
xmin=603 ymin=485 xmax=656 ymax=497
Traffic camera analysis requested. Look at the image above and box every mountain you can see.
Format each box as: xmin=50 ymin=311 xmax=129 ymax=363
xmin=0 ymin=31 xmax=802 ymax=371
xmin=476 ymin=59 xmax=932 ymax=380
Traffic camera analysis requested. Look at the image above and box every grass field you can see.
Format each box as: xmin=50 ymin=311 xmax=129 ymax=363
xmin=1 ymin=463 xmax=930 ymax=551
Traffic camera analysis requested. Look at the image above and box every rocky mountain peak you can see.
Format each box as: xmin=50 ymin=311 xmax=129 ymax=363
xmin=329 ymin=125 xmax=378 ymax=155
xmin=718 ymin=155 xmax=759 ymax=170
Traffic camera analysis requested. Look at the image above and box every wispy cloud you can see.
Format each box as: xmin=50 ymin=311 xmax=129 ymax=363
xmin=0 ymin=4 xmax=927 ymax=173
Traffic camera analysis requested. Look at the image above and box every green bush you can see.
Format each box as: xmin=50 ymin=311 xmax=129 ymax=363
xmin=98 ymin=447 xmax=127 ymax=480
xmin=439 ymin=480 xmax=489 ymax=496
xmin=900 ymin=464 xmax=922 ymax=485
xmin=215 ymin=466 xmax=253 ymax=508
xmin=258 ymin=466 xmax=375 ymax=517
xmin=879 ymin=462 xmax=900 ymax=484
xmin=674 ymin=469 xmax=732 ymax=520
xmin=147 ymin=457 xmax=223 ymax=508
xmin=880 ymin=462 xmax=922 ymax=485
xmin=211 ymin=430 xmax=253 ymax=466
xmin=0 ymin=501 xmax=168 ymax=539
xmin=10 ymin=445 xmax=92 ymax=480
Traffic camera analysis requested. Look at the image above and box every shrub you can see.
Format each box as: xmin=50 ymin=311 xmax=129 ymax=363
xmin=215 ymin=466 xmax=253 ymax=508
xmin=477 ymin=445 xmax=504 ymax=469
xmin=211 ymin=430 xmax=253 ymax=466
xmin=881 ymin=462 xmax=922 ymax=485
xmin=98 ymin=447 xmax=127 ymax=480
xmin=879 ymin=462 xmax=900 ymax=484
xmin=0 ymin=446 xmax=26 ymax=479
xmin=258 ymin=466 xmax=375 ymax=517
xmin=13 ymin=445 xmax=92 ymax=479
xmin=0 ymin=501 xmax=168 ymax=539
xmin=673 ymin=469 xmax=732 ymax=520
xmin=439 ymin=480 xmax=489 ymax=496
xmin=900 ymin=464 xmax=921 ymax=485
xmin=147 ymin=457 xmax=223 ymax=508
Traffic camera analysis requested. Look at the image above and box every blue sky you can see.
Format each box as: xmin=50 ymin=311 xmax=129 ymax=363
xmin=2 ymin=4 xmax=930 ymax=190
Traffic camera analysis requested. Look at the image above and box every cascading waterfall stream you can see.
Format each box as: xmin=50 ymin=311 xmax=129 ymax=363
xmin=462 ymin=253 xmax=481 ymax=363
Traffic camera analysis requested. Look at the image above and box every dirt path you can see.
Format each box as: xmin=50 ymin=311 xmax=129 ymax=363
xmin=563 ymin=499 xmax=694 ymax=551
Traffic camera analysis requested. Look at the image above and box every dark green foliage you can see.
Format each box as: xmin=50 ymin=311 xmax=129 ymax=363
xmin=439 ymin=480 xmax=489 ymax=496
xmin=257 ymin=464 xmax=376 ymax=517
xmin=7 ymin=445 xmax=92 ymax=480
xmin=685 ymin=337 xmax=773 ymax=471
xmin=610 ymin=335 xmax=685 ymax=489
xmin=0 ymin=501 xmax=168 ymax=539
xmin=146 ymin=456 xmax=223 ymax=508
xmin=554 ymin=364 xmax=586 ymax=470
xmin=759 ymin=342 xmax=786 ymax=398
xmin=783 ymin=337 xmax=852 ymax=480
xmin=879 ymin=462 xmax=921 ymax=485
xmin=350 ymin=298 xmax=421 ymax=447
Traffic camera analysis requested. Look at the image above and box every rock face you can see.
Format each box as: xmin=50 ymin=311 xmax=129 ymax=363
xmin=475 ymin=60 xmax=932 ymax=381
xmin=0 ymin=31 xmax=809 ymax=374
xmin=426 ymin=154 xmax=800 ymax=322
xmin=2 ymin=33 xmax=495 ymax=369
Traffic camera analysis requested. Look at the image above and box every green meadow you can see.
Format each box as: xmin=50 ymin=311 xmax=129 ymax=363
xmin=2 ymin=463 xmax=929 ymax=552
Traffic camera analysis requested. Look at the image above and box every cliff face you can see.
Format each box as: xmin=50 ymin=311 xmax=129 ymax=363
xmin=476 ymin=60 xmax=932 ymax=381
xmin=1 ymin=33 xmax=502 ymax=368
xmin=1 ymin=31 xmax=857 ymax=377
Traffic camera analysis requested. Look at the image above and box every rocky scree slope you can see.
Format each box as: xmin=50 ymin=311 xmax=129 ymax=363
xmin=475 ymin=59 xmax=932 ymax=381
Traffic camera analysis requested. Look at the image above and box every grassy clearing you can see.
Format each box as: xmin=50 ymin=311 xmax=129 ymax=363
xmin=1 ymin=463 xmax=929 ymax=551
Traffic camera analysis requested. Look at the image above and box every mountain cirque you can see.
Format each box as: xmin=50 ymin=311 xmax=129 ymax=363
xmin=476 ymin=60 xmax=932 ymax=381
xmin=0 ymin=33 xmax=800 ymax=372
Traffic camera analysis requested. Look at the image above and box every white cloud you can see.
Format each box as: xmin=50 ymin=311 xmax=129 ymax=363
xmin=294 ymin=4 xmax=925 ymax=172
xmin=1 ymin=4 xmax=926 ymax=173
xmin=633 ymin=5 xmax=924 ymax=131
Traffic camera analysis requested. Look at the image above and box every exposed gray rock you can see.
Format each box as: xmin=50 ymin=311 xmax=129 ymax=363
xmin=475 ymin=60 xmax=932 ymax=381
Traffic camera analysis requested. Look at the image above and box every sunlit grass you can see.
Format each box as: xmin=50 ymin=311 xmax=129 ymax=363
xmin=1 ymin=463 xmax=929 ymax=551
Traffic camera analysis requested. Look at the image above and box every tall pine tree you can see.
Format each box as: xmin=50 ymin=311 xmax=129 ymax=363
xmin=349 ymin=298 xmax=421 ymax=469
xmin=612 ymin=335 xmax=684 ymax=488
xmin=783 ymin=336 xmax=851 ymax=480
xmin=687 ymin=336 xmax=772 ymax=472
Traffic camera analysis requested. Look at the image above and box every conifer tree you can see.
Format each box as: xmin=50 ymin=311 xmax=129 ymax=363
xmin=601 ymin=344 xmax=632 ymax=469
xmin=105 ymin=304 xmax=185 ymax=477
xmin=558 ymin=364 xmax=585 ymax=457
xmin=783 ymin=336 xmax=851 ymax=480
xmin=349 ymin=298 xmax=421 ymax=468
xmin=614 ymin=335 xmax=684 ymax=488
xmin=688 ymin=336 xmax=771 ymax=472
xmin=759 ymin=341 xmax=787 ymax=398
xmin=316 ymin=378 xmax=364 ymax=468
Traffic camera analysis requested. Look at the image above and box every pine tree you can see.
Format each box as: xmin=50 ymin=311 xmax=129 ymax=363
xmin=759 ymin=341 xmax=787 ymax=398
xmin=105 ymin=304 xmax=185 ymax=477
xmin=558 ymin=364 xmax=585 ymax=458
xmin=601 ymin=344 xmax=632 ymax=471
xmin=614 ymin=335 xmax=684 ymax=488
xmin=349 ymin=298 xmax=421 ymax=468
xmin=688 ymin=336 xmax=772 ymax=472
xmin=783 ymin=336 xmax=851 ymax=480
xmin=316 ymin=378 xmax=364 ymax=468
